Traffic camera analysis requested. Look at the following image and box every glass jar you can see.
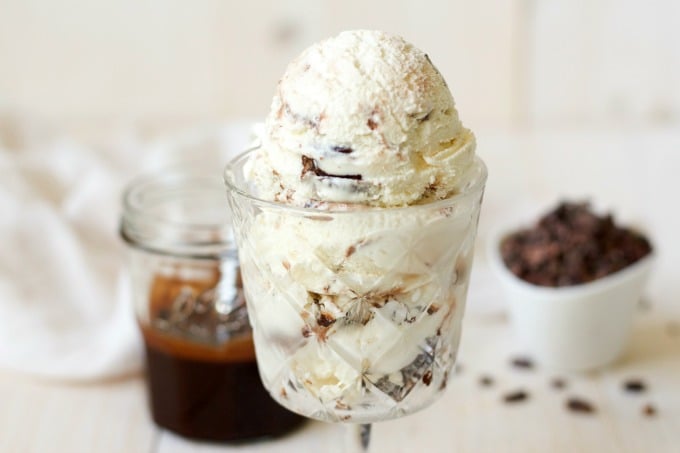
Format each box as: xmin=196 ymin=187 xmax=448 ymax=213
xmin=120 ymin=166 xmax=305 ymax=442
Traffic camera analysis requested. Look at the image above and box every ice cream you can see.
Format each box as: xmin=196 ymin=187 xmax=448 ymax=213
xmin=247 ymin=29 xmax=476 ymax=208
xmin=227 ymin=30 xmax=486 ymax=423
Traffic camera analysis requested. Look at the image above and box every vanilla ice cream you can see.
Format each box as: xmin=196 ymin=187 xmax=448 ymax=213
xmin=247 ymin=29 xmax=476 ymax=208
xmin=227 ymin=30 xmax=486 ymax=423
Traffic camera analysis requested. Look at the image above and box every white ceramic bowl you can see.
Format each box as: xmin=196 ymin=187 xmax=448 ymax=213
xmin=488 ymin=227 xmax=654 ymax=371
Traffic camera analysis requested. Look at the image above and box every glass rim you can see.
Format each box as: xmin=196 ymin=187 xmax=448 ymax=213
xmin=223 ymin=147 xmax=488 ymax=215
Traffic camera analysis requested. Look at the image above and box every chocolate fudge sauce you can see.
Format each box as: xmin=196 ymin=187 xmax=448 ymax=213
xmin=141 ymin=271 xmax=305 ymax=442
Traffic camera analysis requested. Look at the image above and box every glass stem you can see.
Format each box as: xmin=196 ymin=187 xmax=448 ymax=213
xmin=345 ymin=423 xmax=371 ymax=452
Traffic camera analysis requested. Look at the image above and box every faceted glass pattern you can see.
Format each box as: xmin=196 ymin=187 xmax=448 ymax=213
xmin=225 ymin=150 xmax=486 ymax=424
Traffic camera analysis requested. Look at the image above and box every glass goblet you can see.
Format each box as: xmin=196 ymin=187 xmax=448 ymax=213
xmin=225 ymin=149 xmax=486 ymax=451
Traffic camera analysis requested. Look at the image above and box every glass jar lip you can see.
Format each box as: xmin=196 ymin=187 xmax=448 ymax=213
xmin=121 ymin=165 xmax=233 ymax=258
xmin=122 ymin=167 xmax=229 ymax=230
xmin=223 ymin=147 xmax=488 ymax=214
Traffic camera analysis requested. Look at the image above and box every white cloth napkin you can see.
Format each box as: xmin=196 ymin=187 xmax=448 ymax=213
xmin=0 ymin=118 xmax=252 ymax=381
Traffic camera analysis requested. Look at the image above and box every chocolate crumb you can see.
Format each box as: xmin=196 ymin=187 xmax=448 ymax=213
xmin=317 ymin=312 xmax=336 ymax=327
xmin=503 ymin=390 xmax=529 ymax=404
xmin=301 ymin=155 xmax=316 ymax=178
xmin=301 ymin=325 xmax=312 ymax=338
xmin=331 ymin=145 xmax=353 ymax=154
xmin=427 ymin=304 xmax=440 ymax=315
xmin=511 ymin=357 xmax=534 ymax=370
xmin=345 ymin=245 xmax=356 ymax=258
xmin=566 ymin=397 xmax=596 ymax=414
xmin=551 ymin=378 xmax=567 ymax=390
xmin=642 ymin=404 xmax=657 ymax=417
xmin=479 ymin=375 xmax=494 ymax=387
xmin=422 ymin=370 xmax=433 ymax=386
xmin=623 ymin=379 xmax=647 ymax=394
xmin=367 ymin=118 xmax=378 ymax=130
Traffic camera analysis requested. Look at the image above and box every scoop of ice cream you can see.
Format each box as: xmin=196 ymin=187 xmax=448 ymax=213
xmin=248 ymin=29 xmax=476 ymax=208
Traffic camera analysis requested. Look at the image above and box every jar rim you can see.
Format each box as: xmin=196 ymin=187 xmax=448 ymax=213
xmin=120 ymin=166 xmax=233 ymax=258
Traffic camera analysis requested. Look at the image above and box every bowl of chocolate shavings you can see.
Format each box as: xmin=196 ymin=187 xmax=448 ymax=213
xmin=488 ymin=201 xmax=654 ymax=371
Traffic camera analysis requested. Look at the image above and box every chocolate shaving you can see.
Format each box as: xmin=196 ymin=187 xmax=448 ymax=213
xmin=511 ymin=357 xmax=534 ymax=370
xmin=367 ymin=118 xmax=378 ymax=130
xmin=317 ymin=312 xmax=336 ymax=327
xmin=623 ymin=379 xmax=647 ymax=394
xmin=642 ymin=404 xmax=657 ymax=417
xmin=301 ymin=155 xmax=317 ymax=178
xmin=427 ymin=304 xmax=440 ymax=315
xmin=566 ymin=397 xmax=596 ymax=414
xmin=331 ymin=145 xmax=353 ymax=154
xmin=551 ymin=378 xmax=567 ymax=390
xmin=370 ymin=337 xmax=437 ymax=402
xmin=503 ymin=390 xmax=528 ymax=403
xmin=479 ymin=375 xmax=494 ymax=387
xmin=300 ymin=155 xmax=362 ymax=180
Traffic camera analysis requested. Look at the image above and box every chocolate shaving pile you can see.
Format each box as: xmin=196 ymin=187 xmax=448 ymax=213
xmin=501 ymin=202 xmax=652 ymax=287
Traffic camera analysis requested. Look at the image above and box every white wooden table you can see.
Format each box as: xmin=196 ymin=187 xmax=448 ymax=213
xmin=3 ymin=128 xmax=679 ymax=452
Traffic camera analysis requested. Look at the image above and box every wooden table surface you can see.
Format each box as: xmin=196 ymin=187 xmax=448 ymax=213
xmin=3 ymin=305 xmax=679 ymax=453
xmin=3 ymin=128 xmax=679 ymax=452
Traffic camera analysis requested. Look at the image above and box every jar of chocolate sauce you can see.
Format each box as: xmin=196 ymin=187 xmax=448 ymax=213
xmin=120 ymin=167 xmax=305 ymax=442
